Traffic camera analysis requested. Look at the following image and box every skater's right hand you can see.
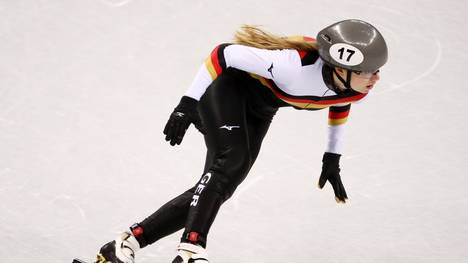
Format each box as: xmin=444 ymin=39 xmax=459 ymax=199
xmin=163 ymin=96 xmax=206 ymax=146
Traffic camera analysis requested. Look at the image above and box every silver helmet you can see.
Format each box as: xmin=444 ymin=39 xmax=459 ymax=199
xmin=317 ymin=19 xmax=388 ymax=72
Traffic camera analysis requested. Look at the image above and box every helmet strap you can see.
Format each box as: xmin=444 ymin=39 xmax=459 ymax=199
xmin=333 ymin=68 xmax=352 ymax=90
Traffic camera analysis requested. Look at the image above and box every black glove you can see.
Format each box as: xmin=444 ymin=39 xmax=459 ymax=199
xmin=163 ymin=96 xmax=206 ymax=146
xmin=318 ymin=152 xmax=348 ymax=203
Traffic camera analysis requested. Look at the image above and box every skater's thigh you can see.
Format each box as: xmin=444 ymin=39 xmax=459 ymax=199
xmin=198 ymin=70 xmax=249 ymax=152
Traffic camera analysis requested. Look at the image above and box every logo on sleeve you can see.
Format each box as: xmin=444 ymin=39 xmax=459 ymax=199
xmin=267 ymin=63 xmax=274 ymax=78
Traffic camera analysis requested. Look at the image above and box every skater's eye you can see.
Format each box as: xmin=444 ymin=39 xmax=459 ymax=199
xmin=353 ymin=70 xmax=380 ymax=78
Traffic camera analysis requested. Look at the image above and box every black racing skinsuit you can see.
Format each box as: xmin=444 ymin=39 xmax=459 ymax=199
xmin=137 ymin=68 xmax=282 ymax=248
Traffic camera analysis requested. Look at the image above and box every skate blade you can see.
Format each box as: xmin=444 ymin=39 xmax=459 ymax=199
xmin=73 ymin=254 xmax=106 ymax=263
xmin=94 ymin=254 xmax=107 ymax=263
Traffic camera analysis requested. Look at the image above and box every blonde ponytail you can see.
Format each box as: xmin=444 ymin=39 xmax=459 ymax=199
xmin=233 ymin=25 xmax=318 ymax=51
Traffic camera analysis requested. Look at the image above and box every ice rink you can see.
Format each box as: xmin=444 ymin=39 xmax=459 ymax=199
xmin=1 ymin=0 xmax=467 ymax=262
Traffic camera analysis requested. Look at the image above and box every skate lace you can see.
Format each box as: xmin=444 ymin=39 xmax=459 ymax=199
xmin=120 ymin=241 xmax=136 ymax=259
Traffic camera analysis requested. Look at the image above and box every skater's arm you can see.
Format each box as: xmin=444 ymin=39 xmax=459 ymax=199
xmin=318 ymin=104 xmax=351 ymax=203
xmin=325 ymin=104 xmax=351 ymax=154
xmin=184 ymin=44 xmax=300 ymax=100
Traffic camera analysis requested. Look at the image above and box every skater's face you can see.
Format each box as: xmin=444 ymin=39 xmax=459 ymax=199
xmin=335 ymin=68 xmax=381 ymax=94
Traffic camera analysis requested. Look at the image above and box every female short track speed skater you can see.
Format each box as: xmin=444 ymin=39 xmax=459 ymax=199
xmin=83 ymin=19 xmax=388 ymax=263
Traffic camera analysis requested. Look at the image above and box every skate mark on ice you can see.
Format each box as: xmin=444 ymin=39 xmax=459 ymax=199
xmin=0 ymin=167 xmax=10 ymax=176
xmin=345 ymin=3 xmax=443 ymax=95
xmin=48 ymin=194 xmax=88 ymax=220
xmin=0 ymin=168 xmax=12 ymax=193
xmin=99 ymin=0 xmax=134 ymax=7
xmin=379 ymin=39 xmax=442 ymax=94
xmin=230 ymin=175 xmax=265 ymax=210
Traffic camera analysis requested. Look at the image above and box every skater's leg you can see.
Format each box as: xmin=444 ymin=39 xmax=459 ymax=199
xmin=171 ymin=72 xmax=278 ymax=263
xmin=181 ymin=107 xmax=276 ymax=245
xmin=245 ymin=105 xmax=277 ymax=164
xmin=182 ymin=71 xmax=258 ymax=246
xmin=90 ymin=188 xmax=201 ymax=263
xmin=136 ymin=187 xmax=195 ymax=246
xmin=133 ymin=136 xmax=218 ymax=247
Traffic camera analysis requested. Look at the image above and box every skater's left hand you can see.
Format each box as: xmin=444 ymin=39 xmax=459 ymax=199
xmin=164 ymin=96 xmax=206 ymax=146
xmin=318 ymin=152 xmax=348 ymax=203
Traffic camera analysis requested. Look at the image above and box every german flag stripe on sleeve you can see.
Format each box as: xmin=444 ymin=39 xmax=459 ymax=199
xmin=328 ymin=105 xmax=351 ymax=126
xmin=249 ymin=74 xmax=366 ymax=109
xmin=204 ymin=43 xmax=231 ymax=80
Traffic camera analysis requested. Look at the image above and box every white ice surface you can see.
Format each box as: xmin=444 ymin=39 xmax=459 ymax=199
xmin=1 ymin=0 xmax=468 ymax=262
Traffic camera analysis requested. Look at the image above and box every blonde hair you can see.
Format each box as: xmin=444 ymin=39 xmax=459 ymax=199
xmin=233 ymin=25 xmax=318 ymax=51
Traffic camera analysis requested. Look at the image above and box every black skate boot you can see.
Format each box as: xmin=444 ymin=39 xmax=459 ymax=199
xmin=94 ymin=232 xmax=140 ymax=263
xmin=171 ymin=243 xmax=209 ymax=263
xmin=171 ymin=232 xmax=209 ymax=263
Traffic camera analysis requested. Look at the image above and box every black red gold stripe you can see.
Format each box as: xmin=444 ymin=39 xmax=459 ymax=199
xmin=300 ymin=50 xmax=319 ymax=66
xmin=205 ymin=44 xmax=231 ymax=80
xmin=250 ymin=74 xmax=366 ymax=110
xmin=288 ymin=36 xmax=319 ymax=66
xmin=328 ymin=105 xmax=351 ymax=126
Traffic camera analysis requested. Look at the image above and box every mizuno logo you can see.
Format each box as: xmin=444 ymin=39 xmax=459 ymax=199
xmin=267 ymin=63 xmax=274 ymax=78
xmin=220 ymin=125 xmax=240 ymax=131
